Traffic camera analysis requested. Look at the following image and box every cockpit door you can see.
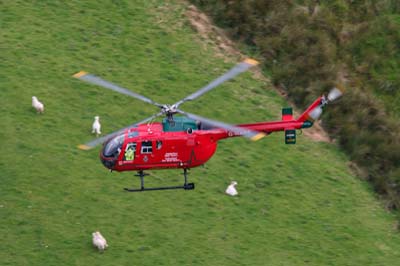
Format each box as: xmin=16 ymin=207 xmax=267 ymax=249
xmin=123 ymin=142 xmax=136 ymax=161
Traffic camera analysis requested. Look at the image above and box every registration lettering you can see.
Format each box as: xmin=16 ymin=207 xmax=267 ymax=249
xmin=162 ymin=152 xmax=179 ymax=162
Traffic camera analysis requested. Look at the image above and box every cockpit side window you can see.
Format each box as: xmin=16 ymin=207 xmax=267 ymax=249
xmin=156 ymin=140 xmax=162 ymax=150
xmin=141 ymin=141 xmax=152 ymax=154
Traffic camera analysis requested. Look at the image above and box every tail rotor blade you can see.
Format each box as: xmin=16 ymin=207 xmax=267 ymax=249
xmin=327 ymin=87 xmax=343 ymax=102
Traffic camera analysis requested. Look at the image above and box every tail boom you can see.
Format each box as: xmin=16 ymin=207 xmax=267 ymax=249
xmin=220 ymin=97 xmax=323 ymax=143
xmin=214 ymin=93 xmax=337 ymax=143
xmin=237 ymin=120 xmax=312 ymax=134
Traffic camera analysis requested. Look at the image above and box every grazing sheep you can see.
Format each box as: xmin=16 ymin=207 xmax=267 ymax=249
xmin=225 ymin=181 xmax=238 ymax=196
xmin=92 ymin=116 xmax=101 ymax=136
xmin=32 ymin=96 xmax=44 ymax=114
xmin=92 ymin=231 xmax=108 ymax=251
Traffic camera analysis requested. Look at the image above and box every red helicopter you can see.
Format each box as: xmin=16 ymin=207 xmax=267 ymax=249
xmin=73 ymin=59 xmax=342 ymax=192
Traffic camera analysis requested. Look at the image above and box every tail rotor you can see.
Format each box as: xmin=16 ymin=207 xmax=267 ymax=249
xmin=306 ymin=86 xmax=344 ymax=121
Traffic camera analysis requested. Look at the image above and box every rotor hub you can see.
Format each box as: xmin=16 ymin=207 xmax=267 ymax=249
xmin=161 ymin=104 xmax=178 ymax=115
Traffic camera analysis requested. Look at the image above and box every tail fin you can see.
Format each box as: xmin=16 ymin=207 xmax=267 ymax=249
xmin=282 ymin=107 xmax=294 ymax=121
xmin=297 ymin=97 xmax=323 ymax=123
xmin=297 ymin=87 xmax=343 ymax=123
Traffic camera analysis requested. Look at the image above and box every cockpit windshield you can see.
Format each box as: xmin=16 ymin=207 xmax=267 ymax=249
xmin=102 ymin=134 xmax=125 ymax=158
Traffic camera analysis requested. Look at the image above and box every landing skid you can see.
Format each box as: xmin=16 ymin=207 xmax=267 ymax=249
xmin=124 ymin=169 xmax=195 ymax=192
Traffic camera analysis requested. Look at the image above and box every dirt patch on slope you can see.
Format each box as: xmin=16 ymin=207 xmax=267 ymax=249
xmin=185 ymin=4 xmax=331 ymax=143
xmin=302 ymin=121 xmax=331 ymax=142
xmin=185 ymin=5 xmax=242 ymax=60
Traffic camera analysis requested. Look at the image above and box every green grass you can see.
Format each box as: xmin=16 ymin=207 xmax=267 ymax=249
xmin=1 ymin=1 xmax=400 ymax=265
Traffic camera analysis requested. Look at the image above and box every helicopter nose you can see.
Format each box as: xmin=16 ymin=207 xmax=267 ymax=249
xmin=100 ymin=155 xmax=116 ymax=170
xmin=99 ymin=133 xmax=125 ymax=170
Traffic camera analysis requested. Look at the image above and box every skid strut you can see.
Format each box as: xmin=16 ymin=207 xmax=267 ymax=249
xmin=124 ymin=169 xmax=195 ymax=192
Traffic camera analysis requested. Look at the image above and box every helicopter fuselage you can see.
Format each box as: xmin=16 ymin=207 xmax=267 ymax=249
xmin=100 ymin=121 xmax=226 ymax=171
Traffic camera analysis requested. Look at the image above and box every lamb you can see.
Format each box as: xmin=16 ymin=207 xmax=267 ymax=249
xmin=92 ymin=231 xmax=108 ymax=251
xmin=225 ymin=181 xmax=238 ymax=196
xmin=32 ymin=96 xmax=44 ymax=114
xmin=92 ymin=116 xmax=101 ymax=136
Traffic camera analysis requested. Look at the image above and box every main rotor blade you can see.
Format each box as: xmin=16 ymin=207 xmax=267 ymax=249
xmin=176 ymin=109 xmax=265 ymax=141
xmin=78 ymin=112 xmax=164 ymax=150
xmin=173 ymin=58 xmax=259 ymax=108
xmin=327 ymin=87 xmax=343 ymax=102
xmin=73 ymin=71 xmax=163 ymax=107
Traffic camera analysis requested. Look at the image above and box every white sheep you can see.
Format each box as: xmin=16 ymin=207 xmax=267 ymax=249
xmin=92 ymin=231 xmax=108 ymax=251
xmin=32 ymin=96 xmax=44 ymax=114
xmin=92 ymin=116 xmax=101 ymax=136
xmin=225 ymin=181 xmax=238 ymax=196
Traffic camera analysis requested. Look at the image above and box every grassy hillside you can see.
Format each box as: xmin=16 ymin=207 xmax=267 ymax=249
xmin=1 ymin=1 xmax=400 ymax=265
